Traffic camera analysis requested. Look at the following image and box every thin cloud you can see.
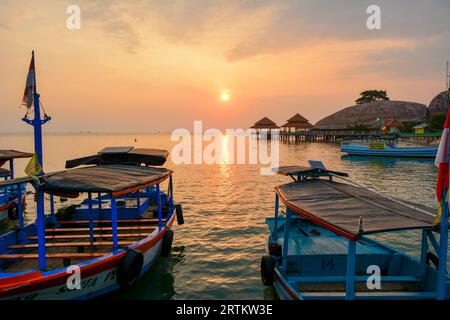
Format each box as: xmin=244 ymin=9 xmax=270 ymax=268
xmin=79 ymin=0 xmax=142 ymax=54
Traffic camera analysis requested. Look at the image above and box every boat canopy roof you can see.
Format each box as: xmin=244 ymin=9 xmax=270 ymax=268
xmin=276 ymin=179 xmax=437 ymax=240
xmin=0 ymin=150 xmax=33 ymax=162
xmin=65 ymin=147 xmax=169 ymax=169
xmin=275 ymin=165 xmax=349 ymax=179
xmin=41 ymin=165 xmax=172 ymax=197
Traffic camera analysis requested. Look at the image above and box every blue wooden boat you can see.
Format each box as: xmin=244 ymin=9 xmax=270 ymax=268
xmin=341 ymin=142 xmax=438 ymax=158
xmin=0 ymin=150 xmax=32 ymax=221
xmin=0 ymin=153 xmax=184 ymax=299
xmin=261 ymin=161 xmax=450 ymax=300
xmin=0 ymin=52 xmax=184 ymax=300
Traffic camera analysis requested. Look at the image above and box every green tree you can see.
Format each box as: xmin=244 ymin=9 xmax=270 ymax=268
xmin=427 ymin=113 xmax=446 ymax=132
xmin=355 ymin=90 xmax=390 ymax=105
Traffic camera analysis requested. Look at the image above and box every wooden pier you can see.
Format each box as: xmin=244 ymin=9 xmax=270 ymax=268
xmin=279 ymin=131 xmax=397 ymax=143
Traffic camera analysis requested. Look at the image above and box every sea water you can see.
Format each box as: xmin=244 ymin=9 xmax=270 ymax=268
xmin=0 ymin=133 xmax=440 ymax=299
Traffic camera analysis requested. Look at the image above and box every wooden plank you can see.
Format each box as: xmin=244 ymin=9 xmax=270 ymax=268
xmin=46 ymin=226 xmax=155 ymax=233
xmin=301 ymin=291 xmax=436 ymax=300
xmin=0 ymin=253 xmax=108 ymax=260
xmin=58 ymin=219 xmax=159 ymax=225
xmin=8 ymin=241 xmax=134 ymax=249
xmin=290 ymin=275 xmax=418 ymax=283
xmin=28 ymin=233 xmax=149 ymax=240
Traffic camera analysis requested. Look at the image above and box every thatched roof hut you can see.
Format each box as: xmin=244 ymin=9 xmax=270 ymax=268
xmin=428 ymin=91 xmax=449 ymax=116
xmin=313 ymin=100 xmax=427 ymax=130
xmin=281 ymin=113 xmax=313 ymax=131
xmin=250 ymin=117 xmax=280 ymax=129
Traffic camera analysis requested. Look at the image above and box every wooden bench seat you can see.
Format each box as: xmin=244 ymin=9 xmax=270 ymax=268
xmin=58 ymin=219 xmax=159 ymax=225
xmin=28 ymin=233 xmax=149 ymax=240
xmin=46 ymin=226 xmax=155 ymax=233
xmin=0 ymin=252 xmax=108 ymax=260
xmin=7 ymin=241 xmax=134 ymax=249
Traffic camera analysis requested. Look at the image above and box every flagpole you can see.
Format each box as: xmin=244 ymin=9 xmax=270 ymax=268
xmin=437 ymin=190 xmax=449 ymax=299
xmin=437 ymin=88 xmax=450 ymax=300
xmin=21 ymin=50 xmax=51 ymax=173
xmin=32 ymin=51 xmax=44 ymax=171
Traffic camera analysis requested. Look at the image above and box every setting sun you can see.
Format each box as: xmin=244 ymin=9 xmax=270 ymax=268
xmin=220 ymin=91 xmax=231 ymax=102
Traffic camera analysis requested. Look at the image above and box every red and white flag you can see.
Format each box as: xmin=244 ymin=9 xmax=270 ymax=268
xmin=434 ymin=92 xmax=450 ymax=224
xmin=435 ymin=103 xmax=450 ymax=202
xmin=22 ymin=54 xmax=35 ymax=108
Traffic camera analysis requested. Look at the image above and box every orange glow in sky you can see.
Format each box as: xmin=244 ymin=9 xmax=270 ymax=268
xmin=0 ymin=1 xmax=448 ymax=133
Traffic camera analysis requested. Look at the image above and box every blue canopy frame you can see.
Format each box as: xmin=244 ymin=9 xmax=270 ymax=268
xmin=271 ymin=163 xmax=449 ymax=300
xmin=0 ymin=172 xmax=174 ymax=271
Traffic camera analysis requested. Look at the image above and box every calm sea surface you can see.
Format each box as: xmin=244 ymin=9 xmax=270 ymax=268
xmin=0 ymin=133 xmax=441 ymax=299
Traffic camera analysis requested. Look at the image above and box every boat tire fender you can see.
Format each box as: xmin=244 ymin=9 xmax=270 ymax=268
xmin=160 ymin=229 xmax=174 ymax=257
xmin=175 ymin=204 xmax=184 ymax=225
xmin=261 ymin=255 xmax=275 ymax=286
xmin=268 ymin=244 xmax=282 ymax=257
xmin=117 ymin=249 xmax=144 ymax=287
xmin=8 ymin=203 xmax=19 ymax=220
xmin=426 ymin=252 xmax=439 ymax=269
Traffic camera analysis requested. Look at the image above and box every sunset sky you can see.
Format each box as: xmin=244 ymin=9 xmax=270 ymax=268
xmin=0 ymin=0 xmax=449 ymax=132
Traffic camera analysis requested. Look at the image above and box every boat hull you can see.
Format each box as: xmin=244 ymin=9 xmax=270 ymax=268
xmin=341 ymin=143 xmax=438 ymax=158
xmin=273 ymin=269 xmax=301 ymax=300
xmin=265 ymin=217 xmax=449 ymax=300
xmin=0 ymin=214 xmax=174 ymax=300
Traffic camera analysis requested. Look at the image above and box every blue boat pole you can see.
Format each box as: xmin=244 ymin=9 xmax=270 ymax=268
xmin=16 ymin=51 xmax=50 ymax=271
xmin=98 ymin=192 xmax=102 ymax=214
xmin=88 ymin=192 xmax=94 ymax=243
xmin=272 ymin=193 xmax=279 ymax=244
xmin=156 ymin=184 xmax=163 ymax=230
xmin=9 ymin=159 xmax=14 ymax=179
xmin=32 ymin=52 xmax=43 ymax=168
xmin=36 ymin=190 xmax=46 ymax=270
xmin=17 ymin=184 xmax=23 ymax=229
xmin=16 ymin=183 xmax=28 ymax=243
xmin=169 ymin=175 xmax=174 ymax=208
xmin=111 ymin=197 xmax=118 ymax=249
xmin=281 ymin=208 xmax=291 ymax=276
xmin=437 ymin=187 xmax=449 ymax=300
xmin=46 ymin=192 xmax=57 ymax=226
xmin=437 ymin=101 xmax=450 ymax=300
xmin=419 ymin=230 xmax=428 ymax=282
xmin=345 ymin=239 xmax=356 ymax=300
xmin=136 ymin=189 xmax=140 ymax=212
xmin=21 ymin=51 xmax=50 ymax=170
xmin=49 ymin=193 xmax=54 ymax=216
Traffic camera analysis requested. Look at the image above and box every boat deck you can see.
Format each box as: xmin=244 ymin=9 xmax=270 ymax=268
xmin=267 ymin=216 xmax=440 ymax=298
xmin=0 ymin=204 xmax=163 ymax=272
xmin=298 ymin=281 xmax=418 ymax=293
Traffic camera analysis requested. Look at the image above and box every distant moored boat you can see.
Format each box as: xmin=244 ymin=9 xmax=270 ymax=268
xmin=341 ymin=142 xmax=438 ymax=158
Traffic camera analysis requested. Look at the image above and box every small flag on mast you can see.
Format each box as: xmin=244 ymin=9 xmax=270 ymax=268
xmin=434 ymin=91 xmax=450 ymax=225
xmin=24 ymin=154 xmax=42 ymax=178
xmin=22 ymin=53 xmax=35 ymax=108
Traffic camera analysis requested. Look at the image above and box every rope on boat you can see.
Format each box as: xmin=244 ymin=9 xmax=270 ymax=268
xmin=321 ymin=178 xmax=435 ymax=224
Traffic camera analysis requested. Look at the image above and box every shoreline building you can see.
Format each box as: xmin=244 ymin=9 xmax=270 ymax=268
xmin=382 ymin=120 xmax=403 ymax=134
xmin=249 ymin=117 xmax=280 ymax=139
xmin=281 ymin=113 xmax=313 ymax=133
xmin=280 ymin=113 xmax=314 ymax=143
